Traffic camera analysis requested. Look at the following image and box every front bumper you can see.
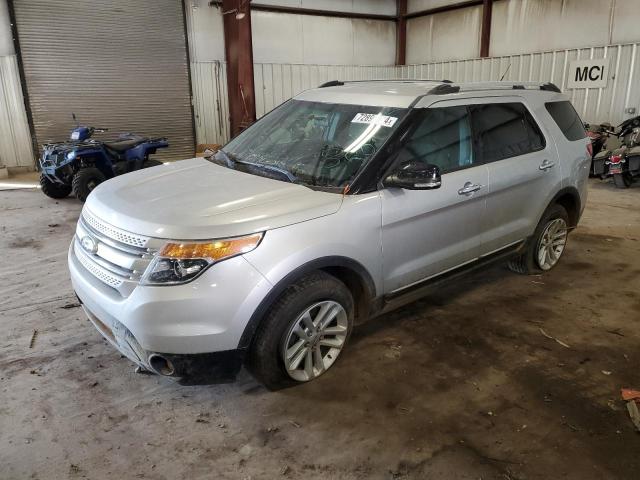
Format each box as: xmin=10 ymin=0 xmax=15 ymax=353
xmin=79 ymin=299 xmax=244 ymax=384
xmin=69 ymin=242 xmax=273 ymax=384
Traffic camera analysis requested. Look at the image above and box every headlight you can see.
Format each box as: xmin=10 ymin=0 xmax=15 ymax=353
xmin=66 ymin=150 xmax=77 ymax=161
xmin=140 ymin=232 xmax=263 ymax=285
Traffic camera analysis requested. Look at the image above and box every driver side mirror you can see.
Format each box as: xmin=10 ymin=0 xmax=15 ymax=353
xmin=383 ymin=161 xmax=441 ymax=190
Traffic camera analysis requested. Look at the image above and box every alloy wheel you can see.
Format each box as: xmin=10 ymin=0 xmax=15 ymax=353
xmin=536 ymin=218 xmax=568 ymax=270
xmin=281 ymin=300 xmax=348 ymax=382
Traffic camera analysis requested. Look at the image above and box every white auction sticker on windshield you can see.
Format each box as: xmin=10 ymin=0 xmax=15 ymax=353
xmin=351 ymin=113 xmax=398 ymax=127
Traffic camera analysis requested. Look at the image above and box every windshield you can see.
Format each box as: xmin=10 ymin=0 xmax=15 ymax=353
xmin=215 ymin=100 xmax=407 ymax=188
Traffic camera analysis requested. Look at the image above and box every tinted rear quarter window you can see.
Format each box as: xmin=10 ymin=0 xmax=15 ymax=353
xmin=470 ymin=103 xmax=546 ymax=163
xmin=545 ymin=101 xmax=586 ymax=141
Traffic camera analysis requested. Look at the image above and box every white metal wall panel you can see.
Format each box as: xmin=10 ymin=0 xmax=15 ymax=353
xmin=0 ymin=0 xmax=13 ymax=56
xmin=407 ymin=0 xmax=465 ymax=14
xmin=400 ymin=43 xmax=640 ymax=125
xmin=185 ymin=0 xmax=226 ymax=62
xmin=406 ymin=6 xmax=481 ymax=63
xmin=190 ymin=61 xmax=230 ymax=146
xmin=491 ymin=0 xmax=613 ymax=57
xmin=12 ymin=0 xmax=194 ymax=161
xmin=252 ymin=11 xmax=396 ymax=65
xmin=0 ymin=54 xmax=34 ymax=168
xmin=253 ymin=63 xmax=400 ymax=117
xmin=253 ymin=0 xmax=396 ymax=16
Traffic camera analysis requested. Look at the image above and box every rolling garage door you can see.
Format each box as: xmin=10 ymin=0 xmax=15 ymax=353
xmin=12 ymin=0 xmax=194 ymax=162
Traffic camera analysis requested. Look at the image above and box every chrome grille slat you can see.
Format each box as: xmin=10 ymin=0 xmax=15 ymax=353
xmin=82 ymin=209 xmax=149 ymax=248
xmin=74 ymin=210 xmax=160 ymax=297
xmin=74 ymin=236 xmax=139 ymax=279
xmin=79 ymin=216 xmax=149 ymax=256
xmin=74 ymin=240 xmax=125 ymax=289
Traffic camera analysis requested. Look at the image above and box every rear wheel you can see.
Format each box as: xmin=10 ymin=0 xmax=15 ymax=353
xmin=508 ymin=204 xmax=569 ymax=274
xmin=72 ymin=167 xmax=106 ymax=202
xmin=245 ymin=271 xmax=354 ymax=390
xmin=39 ymin=174 xmax=72 ymax=199
xmin=613 ymin=172 xmax=632 ymax=188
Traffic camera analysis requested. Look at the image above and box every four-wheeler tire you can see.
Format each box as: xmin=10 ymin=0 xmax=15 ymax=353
xmin=143 ymin=159 xmax=162 ymax=168
xmin=245 ymin=271 xmax=354 ymax=390
xmin=72 ymin=167 xmax=106 ymax=202
xmin=508 ymin=204 xmax=569 ymax=275
xmin=613 ymin=173 xmax=632 ymax=189
xmin=39 ymin=174 xmax=72 ymax=199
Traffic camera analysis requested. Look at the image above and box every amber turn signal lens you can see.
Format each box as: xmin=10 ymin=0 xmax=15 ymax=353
xmin=159 ymin=233 xmax=263 ymax=261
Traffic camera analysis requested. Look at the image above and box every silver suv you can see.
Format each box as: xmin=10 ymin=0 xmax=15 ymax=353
xmin=69 ymin=80 xmax=590 ymax=389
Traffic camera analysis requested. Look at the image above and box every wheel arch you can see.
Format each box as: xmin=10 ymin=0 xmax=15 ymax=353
xmin=238 ymin=256 xmax=377 ymax=350
xmin=547 ymin=186 xmax=581 ymax=228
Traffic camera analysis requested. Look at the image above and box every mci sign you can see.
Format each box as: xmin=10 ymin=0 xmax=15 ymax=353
xmin=567 ymin=58 xmax=610 ymax=89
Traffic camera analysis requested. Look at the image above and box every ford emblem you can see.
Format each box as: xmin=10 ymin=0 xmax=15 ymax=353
xmin=81 ymin=235 xmax=98 ymax=254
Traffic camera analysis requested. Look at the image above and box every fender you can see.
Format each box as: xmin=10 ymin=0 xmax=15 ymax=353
xmin=79 ymin=149 xmax=116 ymax=179
xmin=237 ymin=256 xmax=377 ymax=350
xmin=545 ymin=186 xmax=582 ymax=227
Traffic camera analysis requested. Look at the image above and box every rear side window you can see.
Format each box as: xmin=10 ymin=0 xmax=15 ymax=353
xmin=470 ymin=103 xmax=546 ymax=163
xmin=545 ymin=101 xmax=586 ymax=141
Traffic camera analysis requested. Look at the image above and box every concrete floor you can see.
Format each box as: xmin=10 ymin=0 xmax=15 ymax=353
xmin=1 ymin=179 xmax=639 ymax=479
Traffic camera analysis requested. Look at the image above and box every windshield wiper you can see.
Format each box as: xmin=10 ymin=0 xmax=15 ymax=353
xmin=211 ymin=149 xmax=236 ymax=168
xmin=235 ymin=159 xmax=298 ymax=183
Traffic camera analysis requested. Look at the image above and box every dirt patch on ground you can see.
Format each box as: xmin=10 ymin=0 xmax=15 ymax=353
xmin=1 ymin=180 xmax=639 ymax=479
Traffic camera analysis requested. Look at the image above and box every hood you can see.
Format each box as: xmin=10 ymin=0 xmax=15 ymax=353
xmin=85 ymin=158 xmax=343 ymax=239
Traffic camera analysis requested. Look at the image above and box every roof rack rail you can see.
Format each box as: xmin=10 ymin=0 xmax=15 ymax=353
xmin=318 ymin=80 xmax=344 ymax=88
xmin=540 ymin=82 xmax=561 ymax=93
xmin=317 ymin=79 xmax=454 ymax=88
xmin=426 ymin=81 xmax=563 ymax=94
xmin=428 ymin=84 xmax=461 ymax=95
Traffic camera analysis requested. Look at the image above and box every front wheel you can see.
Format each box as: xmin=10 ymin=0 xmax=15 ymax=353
xmin=245 ymin=271 xmax=354 ymax=390
xmin=613 ymin=172 xmax=632 ymax=188
xmin=508 ymin=204 xmax=569 ymax=274
xmin=72 ymin=167 xmax=106 ymax=202
xmin=39 ymin=174 xmax=72 ymax=199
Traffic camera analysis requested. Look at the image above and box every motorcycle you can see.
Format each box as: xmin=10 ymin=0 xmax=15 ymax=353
xmin=590 ymin=115 xmax=640 ymax=188
xmin=585 ymin=122 xmax=612 ymax=175
xmin=39 ymin=114 xmax=169 ymax=201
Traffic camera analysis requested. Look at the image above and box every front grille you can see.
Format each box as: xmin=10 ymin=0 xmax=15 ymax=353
xmin=74 ymin=210 xmax=161 ymax=297
xmin=82 ymin=210 xmax=148 ymax=248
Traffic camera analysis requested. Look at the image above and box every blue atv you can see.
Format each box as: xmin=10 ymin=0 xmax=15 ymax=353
xmin=39 ymin=115 xmax=169 ymax=201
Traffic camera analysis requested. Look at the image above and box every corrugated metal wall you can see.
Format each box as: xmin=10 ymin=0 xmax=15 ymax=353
xmin=254 ymin=63 xmax=401 ymax=117
xmin=190 ymin=61 xmax=230 ymax=147
xmin=192 ymin=43 xmax=640 ymax=147
xmin=399 ymin=42 xmax=640 ymax=125
xmin=0 ymin=54 xmax=34 ymax=169
xmin=12 ymin=0 xmax=195 ymax=161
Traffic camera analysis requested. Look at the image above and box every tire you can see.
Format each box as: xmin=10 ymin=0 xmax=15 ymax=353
xmin=39 ymin=174 xmax=72 ymax=199
xmin=613 ymin=173 xmax=632 ymax=189
xmin=508 ymin=204 xmax=569 ymax=275
xmin=72 ymin=167 xmax=106 ymax=202
xmin=143 ymin=159 xmax=162 ymax=168
xmin=245 ymin=271 xmax=354 ymax=390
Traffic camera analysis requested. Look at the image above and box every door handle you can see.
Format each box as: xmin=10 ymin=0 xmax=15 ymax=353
xmin=458 ymin=182 xmax=483 ymax=195
xmin=539 ymin=159 xmax=555 ymax=171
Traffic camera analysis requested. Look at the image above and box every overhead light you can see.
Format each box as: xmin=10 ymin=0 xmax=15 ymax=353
xmin=235 ymin=11 xmax=246 ymax=19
